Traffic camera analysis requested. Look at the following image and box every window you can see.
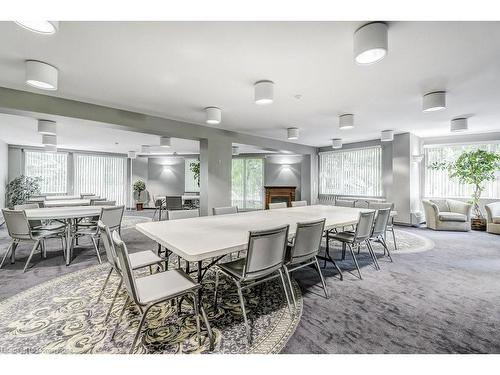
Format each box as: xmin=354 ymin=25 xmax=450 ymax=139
xmin=319 ymin=146 xmax=382 ymax=196
xmin=184 ymin=158 xmax=200 ymax=192
xmin=232 ymin=158 xmax=264 ymax=210
xmin=74 ymin=154 xmax=127 ymax=205
xmin=24 ymin=150 xmax=68 ymax=194
xmin=424 ymin=142 xmax=500 ymax=199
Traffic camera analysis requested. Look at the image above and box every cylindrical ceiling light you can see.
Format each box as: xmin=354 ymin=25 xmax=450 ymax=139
xmin=37 ymin=119 xmax=57 ymax=135
xmin=287 ymin=127 xmax=299 ymax=140
xmin=254 ymin=80 xmax=274 ymax=105
xmin=42 ymin=134 xmax=57 ymax=146
xmin=127 ymin=151 xmax=137 ymax=159
xmin=339 ymin=114 xmax=354 ymax=130
xmin=141 ymin=145 xmax=151 ymax=153
xmin=25 ymin=60 xmax=58 ymax=90
xmin=44 ymin=144 xmax=57 ymax=153
xmin=354 ymin=22 xmax=388 ymax=65
xmin=205 ymin=107 xmax=222 ymax=125
xmin=160 ymin=136 xmax=171 ymax=147
xmin=232 ymin=146 xmax=240 ymax=155
xmin=423 ymin=91 xmax=446 ymax=112
xmin=332 ymin=139 xmax=343 ymax=149
xmin=381 ymin=130 xmax=394 ymax=142
xmin=15 ymin=21 xmax=59 ymax=35
xmin=450 ymin=118 xmax=468 ymax=132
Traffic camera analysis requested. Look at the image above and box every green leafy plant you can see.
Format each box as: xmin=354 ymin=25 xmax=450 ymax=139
xmin=429 ymin=149 xmax=500 ymax=218
xmin=6 ymin=175 xmax=41 ymax=208
xmin=190 ymin=161 xmax=200 ymax=187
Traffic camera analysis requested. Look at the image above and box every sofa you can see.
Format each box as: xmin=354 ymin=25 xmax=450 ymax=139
xmin=485 ymin=202 xmax=500 ymax=234
xmin=422 ymin=199 xmax=472 ymax=231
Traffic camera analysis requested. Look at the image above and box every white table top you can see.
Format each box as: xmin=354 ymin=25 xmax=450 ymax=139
xmin=136 ymin=205 xmax=381 ymax=262
xmin=157 ymin=195 xmax=200 ymax=201
xmin=43 ymin=199 xmax=91 ymax=208
xmin=25 ymin=206 xmax=111 ymax=220
xmin=45 ymin=195 xmax=82 ymax=201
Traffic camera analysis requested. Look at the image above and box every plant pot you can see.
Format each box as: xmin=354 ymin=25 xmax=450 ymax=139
xmin=135 ymin=203 xmax=144 ymax=211
xmin=471 ymin=217 xmax=487 ymax=231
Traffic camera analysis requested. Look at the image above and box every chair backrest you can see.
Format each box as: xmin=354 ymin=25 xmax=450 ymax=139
xmin=212 ymin=206 xmax=238 ymax=215
xmin=93 ymin=200 xmax=116 ymax=206
xmin=371 ymin=208 xmax=391 ymax=238
xmin=97 ymin=220 xmax=120 ymax=272
xmin=165 ymin=196 xmax=183 ymax=210
xmin=354 ymin=200 xmax=369 ymax=208
xmin=14 ymin=203 xmax=40 ymax=210
xmin=335 ymin=199 xmax=355 ymax=208
xmin=353 ymin=210 xmax=376 ymax=242
xmin=2 ymin=209 xmax=33 ymax=240
xmin=154 ymin=196 xmax=165 ymax=208
xmin=100 ymin=205 xmax=125 ymax=231
xmin=112 ymin=230 xmax=140 ymax=304
xmin=268 ymin=202 xmax=287 ymax=210
xmin=368 ymin=202 xmax=394 ymax=210
xmin=289 ymin=219 xmax=325 ymax=263
xmin=81 ymin=193 xmax=96 ymax=199
xmin=485 ymin=202 xmax=500 ymax=222
xmin=291 ymin=200 xmax=307 ymax=207
xmin=167 ymin=209 xmax=199 ymax=220
xmin=243 ymin=224 xmax=289 ymax=280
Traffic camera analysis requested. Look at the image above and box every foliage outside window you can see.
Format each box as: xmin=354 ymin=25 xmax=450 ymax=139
xmin=232 ymin=158 xmax=264 ymax=210
xmin=185 ymin=158 xmax=200 ymax=192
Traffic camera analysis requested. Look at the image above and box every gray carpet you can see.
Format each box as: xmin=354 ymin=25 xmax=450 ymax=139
xmin=1 ymin=210 xmax=499 ymax=353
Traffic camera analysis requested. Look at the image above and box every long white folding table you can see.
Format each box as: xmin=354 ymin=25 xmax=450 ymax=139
xmin=43 ymin=199 xmax=91 ymax=208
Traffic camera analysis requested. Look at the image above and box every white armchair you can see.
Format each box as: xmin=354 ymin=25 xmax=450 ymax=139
xmin=485 ymin=202 xmax=500 ymax=234
xmin=422 ymin=199 xmax=472 ymax=231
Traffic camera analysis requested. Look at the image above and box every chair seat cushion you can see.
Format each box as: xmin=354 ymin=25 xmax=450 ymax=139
xmin=438 ymin=212 xmax=467 ymax=222
xmin=218 ymin=258 xmax=246 ymax=279
xmin=136 ymin=269 xmax=198 ymax=304
xmin=492 ymin=216 xmax=500 ymax=224
xmin=329 ymin=231 xmax=355 ymax=243
xmin=37 ymin=222 xmax=66 ymax=232
xmin=129 ymin=250 xmax=164 ymax=270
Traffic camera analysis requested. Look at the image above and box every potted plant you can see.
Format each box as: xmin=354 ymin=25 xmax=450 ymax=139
xmin=132 ymin=179 xmax=147 ymax=211
xmin=189 ymin=160 xmax=200 ymax=187
xmin=6 ymin=175 xmax=41 ymax=208
xmin=430 ymin=149 xmax=500 ymax=230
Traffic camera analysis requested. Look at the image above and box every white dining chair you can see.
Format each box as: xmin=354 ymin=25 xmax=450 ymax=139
xmin=291 ymin=200 xmax=307 ymax=207
xmin=212 ymin=206 xmax=238 ymax=215
xmin=268 ymin=202 xmax=287 ymax=209
xmin=167 ymin=209 xmax=199 ymax=220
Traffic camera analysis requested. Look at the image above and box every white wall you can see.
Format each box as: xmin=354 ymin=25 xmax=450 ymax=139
xmin=264 ymin=155 xmax=303 ymax=200
xmin=0 ymin=140 xmax=8 ymax=208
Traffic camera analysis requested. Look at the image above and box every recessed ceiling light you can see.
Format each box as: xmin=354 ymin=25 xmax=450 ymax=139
xmin=25 ymin=60 xmax=58 ymax=90
xmin=160 ymin=136 xmax=171 ymax=148
xmin=37 ymin=119 xmax=57 ymax=135
xmin=381 ymin=130 xmax=394 ymax=142
xmin=423 ymin=91 xmax=446 ymax=112
xmin=205 ymin=107 xmax=222 ymax=125
xmin=450 ymin=118 xmax=468 ymax=132
xmin=332 ymin=139 xmax=342 ymax=149
xmin=42 ymin=134 xmax=57 ymax=146
xmin=287 ymin=128 xmax=299 ymax=140
xmin=254 ymin=80 xmax=274 ymax=105
xmin=354 ymin=22 xmax=388 ymax=65
xmin=15 ymin=21 xmax=59 ymax=35
xmin=339 ymin=114 xmax=354 ymax=130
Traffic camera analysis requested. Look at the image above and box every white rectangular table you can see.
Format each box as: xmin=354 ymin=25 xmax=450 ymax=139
xmin=43 ymin=199 xmax=91 ymax=208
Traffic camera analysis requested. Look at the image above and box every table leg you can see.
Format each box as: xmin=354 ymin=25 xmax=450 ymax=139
xmin=65 ymin=219 xmax=72 ymax=266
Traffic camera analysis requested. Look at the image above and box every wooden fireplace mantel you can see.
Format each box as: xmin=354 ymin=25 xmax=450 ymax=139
xmin=264 ymin=186 xmax=296 ymax=209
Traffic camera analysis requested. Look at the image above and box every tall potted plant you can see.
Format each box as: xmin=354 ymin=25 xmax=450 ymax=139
xmin=6 ymin=175 xmax=41 ymax=208
xmin=132 ymin=179 xmax=147 ymax=211
xmin=429 ymin=149 xmax=500 ymax=230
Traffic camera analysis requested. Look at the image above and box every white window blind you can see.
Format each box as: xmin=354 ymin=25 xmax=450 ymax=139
xmin=74 ymin=154 xmax=127 ymax=205
xmin=184 ymin=158 xmax=200 ymax=192
xmin=232 ymin=158 xmax=264 ymax=210
xmin=24 ymin=150 xmax=68 ymax=194
xmin=424 ymin=142 xmax=500 ymax=199
xmin=319 ymin=146 xmax=382 ymax=196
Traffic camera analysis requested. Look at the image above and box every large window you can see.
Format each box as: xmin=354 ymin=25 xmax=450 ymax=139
xmin=74 ymin=154 xmax=127 ymax=205
xmin=24 ymin=150 xmax=68 ymax=194
xmin=184 ymin=158 xmax=200 ymax=192
xmin=232 ymin=158 xmax=264 ymax=210
xmin=424 ymin=142 xmax=500 ymax=199
xmin=319 ymin=146 xmax=382 ymax=197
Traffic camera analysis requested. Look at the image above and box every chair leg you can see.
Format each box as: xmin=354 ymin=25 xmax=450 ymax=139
xmin=130 ymin=307 xmax=148 ymax=354
xmin=11 ymin=241 xmax=18 ymax=264
xmin=380 ymin=237 xmax=393 ymax=262
xmin=111 ymin=295 xmax=129 ymax=339
xmin=213 ymin=270 xmax=220 ymax=306
xmin=0 ymin=241 xmax=14 ymax=269
xmin=283 ymin=266 xmax=297 ymax=310
xmin=193 ymin=294 xmax=202 ymax=346
xmin=105 ymin=279 xmax=123 ymax=321
xmin=347 ymin=243 xmax=362 ymax=280
xmin=97 ymin=267 xmax=113 ymax=303
xmin=278 ymin=268 xmax=293 ymax=316
xmin=23 ymin=240 xmax=40 ymax=273
xmin=314 ymin=257 xmax=329 ymax=299
xmin=366 ymin=240 xmax=380 ymax=270
xmin=390 ymin=227 xmax=397 ymax=250
xmin=235 ymin=281 xmax=251 ymax=344
xmin=200 ymin=303 xmax=214 ymax=351
xmin=341 ymin=242 xmax=346 ymax=260
xmin=91 ymin=236 xmax=102 ymax=264
xmin=41 ymin=240 xmax=47 ymax=259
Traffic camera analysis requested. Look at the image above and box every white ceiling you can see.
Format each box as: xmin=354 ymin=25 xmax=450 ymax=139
xmin=0 ymin=21 xmax=500 ymax=147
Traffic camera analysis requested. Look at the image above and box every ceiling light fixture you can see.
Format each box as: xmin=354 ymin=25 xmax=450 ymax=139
xmin=354 ymin=22 xmax=388 ymax=65
xmin=450 ymin=118 xmax=468 ymax=132
xmin=232 ymin=146 xmax=240 ymax=155
xmin=160 ymin=136 xmax=171 ymax=148
xmin=205 ymin=107 xmax=222 ymax=125
xmin=381 ymin=130 xmax=394 ymax=142
xmin=332 ymin=139 xmax=342 ymax=149
xmin=127 ymin=151 xmax=137 ymax=159
xmin=37 ymin=119 xmax=57 ymax=135
xmin=287 ymin=128 xmax=299 ymax=140
xmin=423 ymin=91 xmax=446 ymax=112
xmin=15 ymin=21 xmax=59 ymax=35
xmin=339 ymin=114 xmax=354 ymax=130
xmin=254 ymin=80 xmax=274 ymax=105
xmin=25 ymin=60 xmax=58 ymax=90
xmin=42 ymin=134 xmax=57 ymax=146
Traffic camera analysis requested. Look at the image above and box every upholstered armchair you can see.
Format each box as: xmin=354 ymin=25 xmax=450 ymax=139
xmin=485 ymin=202 xmax=500 ymax=234
xmin=422 ymin=199 xmax=472 ymax=231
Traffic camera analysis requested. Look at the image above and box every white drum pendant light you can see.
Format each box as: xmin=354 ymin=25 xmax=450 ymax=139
xmin=25 ymin=60 xmax=58 ymax=90
xmin=451 ymin=118 xmax=468 ymax=132
xmin=160 ymin=136 xmax=171 ymax=147
xmin=332 ymin=139 xmax=343 ymax=149
xmin=339 ymin=114 xmax=354 ymax=130
xmin=37 ymin=119 xmax=57 ymax=135
xmin=232 ymin=146 xmax=240 ymax=155
xmin=423 ymin=91 xmax=446 ymax=112
xmin=287 ymin=127 xmax=299 ymax=140
xmin=381 ymin=130 xmax=394 ymax=142
xmin=205 ymin=107 xmax=222 ymax=125
xmin=15 ymin=21 xmax=59 ymax=34
xmin=254 ymin=80 xmax=274 ymax=105
xmin=354 ymin=22 xmax=388 ymax=65
xmin=42 ymin=134 xmax=57 ymax=146
xmin=127 ymin=151 xmax=137 ymax=159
